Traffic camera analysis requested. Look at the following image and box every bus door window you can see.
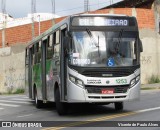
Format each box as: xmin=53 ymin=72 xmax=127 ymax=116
xmin=52 ymin=30 xmax=60 ymax=68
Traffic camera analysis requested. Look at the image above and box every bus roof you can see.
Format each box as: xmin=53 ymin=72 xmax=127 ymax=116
xmin=26 ymin=14 xmax=136 ymax=48
xmin=74 ymin=14 xmax=127 ymax=17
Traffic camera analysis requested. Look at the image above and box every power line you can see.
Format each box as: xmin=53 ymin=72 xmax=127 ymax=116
xmin=1 ymin=0 xmax=7 ymax=48
xmin=1 ymin=0 xmax=6 ymax=14
xmin=31 ymin=0 xmax=36 ymax=39
xmin=51 ymin=0 xmax=55 ymax=25
xmin=31 ymin=0 xmax=36 ymax=14
xmin=55 ymin=0 xmax=113 ymax=14
xmin=84 ymin=0 xmax=90 ymax=12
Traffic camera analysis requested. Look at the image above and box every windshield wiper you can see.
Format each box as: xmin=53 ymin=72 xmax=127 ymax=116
xmin=115 ymin=29 xmax=124 ymax=54
xmin=86 ymin=28 xmax=100 ymax=57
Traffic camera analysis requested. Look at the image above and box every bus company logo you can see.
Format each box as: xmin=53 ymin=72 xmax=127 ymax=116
xmin=106 ymin=80 xmax=110 ymax=84
xmin=87 ymin=79 xmax=101 ymax=84
xmin=102 ymin=74 xmax=113 ymax=77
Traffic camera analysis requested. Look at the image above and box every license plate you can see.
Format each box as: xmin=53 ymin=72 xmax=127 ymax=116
xmin=101 ymin=89 xmax=114 ymax=94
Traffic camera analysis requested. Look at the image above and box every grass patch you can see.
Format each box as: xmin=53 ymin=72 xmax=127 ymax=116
xmin=1 ymin=88 xmax=25 ymax=95
xmin=141 ymin=87 xmax=158 ymax=90
xmin=148 ymin=75 xmax=160 ymax=84
xmin=12 ymin=88 xmax=25 ymax=94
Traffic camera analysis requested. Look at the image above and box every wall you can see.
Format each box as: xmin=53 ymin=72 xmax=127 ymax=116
xmin=91 ymin=8 xmax=155 ymax=29
xmin=0 ymin=44 xmax=26 ymax=93
xmin=0 ymin=17 xmax=64 ymax=47
xmin=140 ymin=29 xmax=160 ymax=84
xmin=0 ymin=13 xmax=60 ymax=30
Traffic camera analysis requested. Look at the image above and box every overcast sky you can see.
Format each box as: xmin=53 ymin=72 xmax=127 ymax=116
xmin=1 ymin=0 xmax=122 ymax=18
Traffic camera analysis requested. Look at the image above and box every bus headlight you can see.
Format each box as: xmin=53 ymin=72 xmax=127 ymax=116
xmin=136 ymin=75 xmax=140 ymax=82
xmin=130 ymin=75 xmax=140 ymax=88
xmin=69 ymin=75 xmax=84 ymax=88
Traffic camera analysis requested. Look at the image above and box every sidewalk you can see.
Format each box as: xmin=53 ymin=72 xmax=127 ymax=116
xmin=141 ymin=83 xmax=160 ymax=89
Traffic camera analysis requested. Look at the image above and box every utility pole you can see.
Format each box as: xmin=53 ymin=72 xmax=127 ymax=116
xmin=38 ymin=15 xmax=40 ymax=35
xmin=31 ymin=0 xmax=36 ymax=39
xmin=110 ymin=0 xmax=113 ymax=6
xmin=1 ymin=0 xmax=6 ymax=48
xmin=51 ymin=0 xmax=55 ymax=26
xmin=84 ymin=0 xmax=90 ymax=13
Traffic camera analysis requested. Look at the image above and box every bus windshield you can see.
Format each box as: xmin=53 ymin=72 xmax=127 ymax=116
xmin=69 ymin=31 xmax=138 ymax=67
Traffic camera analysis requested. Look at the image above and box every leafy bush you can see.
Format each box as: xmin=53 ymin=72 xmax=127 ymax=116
xmin=148 ymin=75 xmax=160 ymax=84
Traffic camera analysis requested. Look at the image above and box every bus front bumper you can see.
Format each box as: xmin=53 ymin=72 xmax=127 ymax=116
xmin=67 ymin=81 xmax=140 ymax=103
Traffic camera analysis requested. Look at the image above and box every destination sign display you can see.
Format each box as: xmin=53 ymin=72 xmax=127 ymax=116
xmin=72 ymin=16 xmax=135 ymax=27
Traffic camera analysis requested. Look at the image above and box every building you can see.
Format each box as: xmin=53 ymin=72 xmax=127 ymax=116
xmin=0 ymin=13 xmax=60 ymax=29
xmin=0 ymin=13 xmax=61 ymax=47
xmin=100 ymin=0 xmax=155 ymax=9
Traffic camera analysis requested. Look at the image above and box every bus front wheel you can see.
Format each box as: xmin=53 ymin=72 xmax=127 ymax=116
xmin=55 ymin=88 xmax=68 ymax=115
xmin=114 ymin=102 xmax=123 ymax=111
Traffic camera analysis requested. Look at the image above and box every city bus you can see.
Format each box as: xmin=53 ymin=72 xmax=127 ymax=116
xmin=25 ymin=14 xmax=143 ymax=115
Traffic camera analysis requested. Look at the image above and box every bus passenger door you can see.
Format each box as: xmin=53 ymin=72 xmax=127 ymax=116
xmin=28 ymin=48 xmax=33 ymax=99
xmin=52 ymin=30 xmax=60 ymax=97
xmin=41 ymin=37 xmax=47 ymax=101
xmin=60 ymin=28 xmax=68 ymax=101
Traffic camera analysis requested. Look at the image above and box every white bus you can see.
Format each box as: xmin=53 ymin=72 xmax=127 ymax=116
xmin=25 ymin=14 xmax=143 ymax=115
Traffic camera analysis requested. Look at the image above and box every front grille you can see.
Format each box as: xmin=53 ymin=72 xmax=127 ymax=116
xmin=83 ymin=71 xmax=131 ymax=77
xmin=85 ymin=85 xmax=129 ymax=94
xmin=69 ymin=64 xmax=140 ymax=77
xmin=88 ymin=96 xmax=127 ymax=99
xmin=82 ymin=68 xmax=134 ymax=77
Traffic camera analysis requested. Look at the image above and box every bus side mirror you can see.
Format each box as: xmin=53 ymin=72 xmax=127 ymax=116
xmin=139 ymin=39 xmax=143 ymax=52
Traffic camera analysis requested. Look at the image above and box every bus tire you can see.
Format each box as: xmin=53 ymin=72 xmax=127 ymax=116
xmin=114 ymin=102 xmax=123 ymax=111
xmin=34 ymin=89 xmax=43 ymax=109
xmin=55 ymin=88 xmax=68 ymax=115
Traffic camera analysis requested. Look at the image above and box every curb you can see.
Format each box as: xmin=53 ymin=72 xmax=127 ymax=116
xmin=141 ymin=83 xmax=160 ymax=89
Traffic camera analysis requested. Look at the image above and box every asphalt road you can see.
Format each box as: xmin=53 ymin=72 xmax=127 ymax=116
xmin=0 ymin=89 xmax=160 ymax=130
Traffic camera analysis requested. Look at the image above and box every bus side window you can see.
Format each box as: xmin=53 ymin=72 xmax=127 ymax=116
xmin=47 ymin=34 xmax=53 ymax=59
xmin=32 ymin=45 xmax=36 ymax=65
xmin=34 ymin=42 xmax=38 ymax=64
xmin=53 ymin=32 xmax=56 ymax=55
xmin=53 ymin=30 xmax=60 ymax=59
xmin=34 ymin=41 xmax=41 ymax=63
xmin=38 ymin=41 xmax=42 ymax=63
xmin=25 ymin=49 xmax=29 ymax=65
xmin=54 ymin=44 xmax=60 ymax=58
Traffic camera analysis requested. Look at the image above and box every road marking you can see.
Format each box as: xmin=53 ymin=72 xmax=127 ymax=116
xmin=17 ymin=114 xmax=33 ymax=118
xmin=0 ymin=95 xmax=27 ymax=98
xmin=136 ymin=106 xmax=160 ymax=113
xmin=0 ymin=103 xmax=20 ymax=107
xmin=11 ymin=98 xmax=31 ymax=101
xmin=0 ymin=100 xmax=31 ymax=104
xmin=22 ymin=97 xmax=29 ymax=99
xmin=42 ymin=106 xmax=160 ymax=130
